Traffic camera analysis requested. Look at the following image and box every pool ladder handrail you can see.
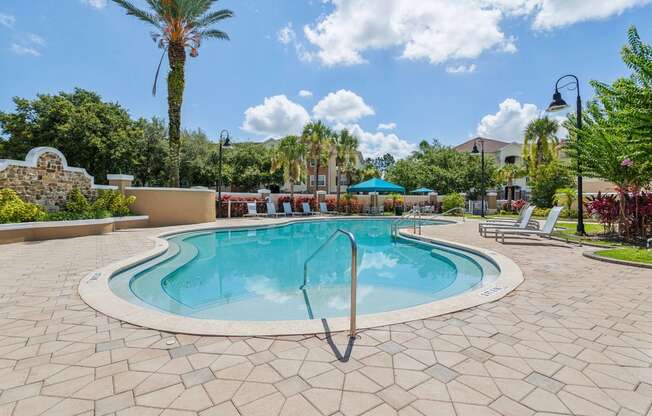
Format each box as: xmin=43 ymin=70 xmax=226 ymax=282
xmin=302 ymin=229 xmax=358 ymax=338
xmin=436 ymin=206 xmax=466 ymax=221
xmin=391 ymin=209 xmax=423 ymax=239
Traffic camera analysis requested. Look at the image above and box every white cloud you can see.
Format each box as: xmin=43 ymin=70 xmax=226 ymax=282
xmin=313 ymin=89 xmax=374 ymax=123
xmin=338 ymin=123 xmax=415 ymax=159
xmin=298 ymin=90 xmax=313 ymax=98
xmin=82 ymin=0 xmax=107 ymax=9
xmin=0 ymin=13 xmax=15 ymax=28
xmin=300 ymin=0 xmax=650 ymax=67
xmin=476 ymin=98 xmax=567 ymax=141
xmin=241 ymin=95 xmax=311 ymax=138
xmin=377 ymin=122 xmax=396 ymax=130
xmin=446 ymin=64 xmax=477 ymax=74
xmin=11 ymin=43 xmax=40 ymax=56
xmin=277 ymin=23 xmax=296 ymax=45
xmin=28 ymin=33 xmax=45 ymax=46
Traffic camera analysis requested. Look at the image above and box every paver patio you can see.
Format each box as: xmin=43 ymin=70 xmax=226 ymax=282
xmin=1 ymin=219 xmax=651 ymax=416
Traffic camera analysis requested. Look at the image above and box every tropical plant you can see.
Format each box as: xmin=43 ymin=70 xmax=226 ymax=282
xmin=111 ymin=0 xmax=233 ymax=187
xmin=522 ymin=117 xmax=560 ymax=175
xmin=65 ymin=188 xmax=92 ymax=214
xmin=553 ymin=187 xmax=577 ymax=216
xmin=271 ymin=136 xmax=306 ymax=203
xmin=301 ymin=121 xmax=332 ymax=207
xmin=93 ymin=190 xmax=136 ymax=217
xmin=496 ymin=164 xmax=526 ymax=204
xmin=442 ymin=193 xmax=465 ymax=214
xmin=529 ymin=161 xmax=574 ymax=208
xmin=333 ymin=129 xmax=359 ymax=212
xmin=0 ymin=189 xmax=46 ymax=224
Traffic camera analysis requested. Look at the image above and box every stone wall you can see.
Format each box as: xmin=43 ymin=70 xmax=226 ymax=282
xmin=0 ymin=147 xmax=114 ymax=211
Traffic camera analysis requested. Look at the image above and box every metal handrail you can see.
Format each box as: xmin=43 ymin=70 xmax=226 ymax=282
xmin=391 ymin=209 xmax=423 ymax=238
xmin=302 ymin=229 xmax=358 ymax=337
xmin=436 ymin=207 xmax=466 ymax=222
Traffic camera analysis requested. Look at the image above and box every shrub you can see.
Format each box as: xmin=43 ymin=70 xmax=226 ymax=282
xmin=533 ymin=207 xmax=551 ymax=218
xmin=92 ymin=190 xmax=135 ymax=217
xmin=442 ymin=193 xmax=465 ymax=213
xmin=511 ymin=199 xmax=527 ymax=212
xmin=65 ymin=188 xmax=91 ymax=214
xmin=530 ymin=161 xmax=574 ymax=208
xmin=0 ymin=189 xmax=47 ymax=224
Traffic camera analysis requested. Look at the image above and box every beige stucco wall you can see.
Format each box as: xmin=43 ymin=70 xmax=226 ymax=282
xmin=125 ymin=187 xmax=216 ymax=226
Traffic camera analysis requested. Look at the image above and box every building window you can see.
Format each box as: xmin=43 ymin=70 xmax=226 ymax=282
xmin=318 ymin=175 xmax=326 ymax=187
xmin=505 ymin=156 xmax=517 ymax=164
xmin=310 ymin=160 xmax=316 ymax=167
xmin=309 ymin=175 xmax=315 ymax=185
xmin=339 ymin=174 xmax=348 ymax=185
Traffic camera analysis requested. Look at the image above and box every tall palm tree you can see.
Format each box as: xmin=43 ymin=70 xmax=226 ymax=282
xmin=496 ymin=164 xmax=525 ymax=204
xmin=301 ymin=121 xmax=332 ymax=208
xmin=271 ymin=136 xmax=305 ymax=204
xmin=523 ymin=117 xmax=559 ymax=175
xmin=333 ymin=129 xmax=359 ymax=212
xmin=111 ymin=0 xmax=233 ymax=187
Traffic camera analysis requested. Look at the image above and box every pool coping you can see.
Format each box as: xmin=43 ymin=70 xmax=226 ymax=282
xmin=78 ymin=217 xmax=524 ymax=336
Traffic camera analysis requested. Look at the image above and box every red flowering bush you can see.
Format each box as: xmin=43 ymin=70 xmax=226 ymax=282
xmin=511 ymin=199 xmax=527 ymax=212
xmin=585 ymin=191 xmax=652 ymax=241
xmin=217 ymin=194 xmax=265 ymax=217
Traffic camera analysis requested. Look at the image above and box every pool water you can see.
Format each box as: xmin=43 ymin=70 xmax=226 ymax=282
xmin=110 ymin=219 xmax=499 ymax=321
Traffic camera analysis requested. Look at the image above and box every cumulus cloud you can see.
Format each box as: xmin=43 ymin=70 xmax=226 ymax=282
xmin=298 ymin=90 xmax=313 ymax=98
xmin=0 ymin=13 xmax=16 ymax=28
xmin=242 ymin=95 xmax=311 ymax=138
xmin=377 ymin=122 xmax=396 ymax=130
xmin=476 ymin=98 xmax=568 ymax=141
xmin=338 ymin=123 xmax=416 ymax=159
xmin=81 ymin=0 xmax=107 ymax=9
xmin=313 ymin=89 xmax=374 ymax=123
xmin=11 ymin=43 xmax=40 ymax=56
xmin=446 ymin=64 xmax=477 ymax=74
xmin=300 ymin=0 xmax=650 ymax=66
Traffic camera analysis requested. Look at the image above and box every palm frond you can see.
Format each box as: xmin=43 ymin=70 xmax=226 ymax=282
xmin=194 ymin=9 xmax=234 ymax=28
xmin=152 ymin=46 xmax=168 ymax=96
xmin=111 ymin=0 xmax=161 ymax=28
xmin=200 ymin=29 xmax=230 ymax=40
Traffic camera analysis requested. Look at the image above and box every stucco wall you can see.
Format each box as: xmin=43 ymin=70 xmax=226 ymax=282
xmin=125 ymin=187 xmax=216 ymax=226
xmin=0 ymin=147 xmax=112 ymax=211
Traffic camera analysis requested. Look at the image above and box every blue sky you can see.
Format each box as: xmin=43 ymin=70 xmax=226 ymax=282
xmin=1 ymin=0 xmax=651 ymax=158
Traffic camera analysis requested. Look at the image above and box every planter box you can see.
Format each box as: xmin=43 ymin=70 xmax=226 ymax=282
xmin=0 ymin=216 xmax=149 ymax=244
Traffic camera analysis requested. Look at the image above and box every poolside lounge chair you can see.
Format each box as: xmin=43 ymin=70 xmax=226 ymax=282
xmin=479 ymin=206 xmax=538 ymax=237
xmin=319 ymin=202 xmax=336 ymax=215
xmin=495 ymin=206 xmax=564 ymax=243
xmin=283 ymin=202 xmax=301 ymax=216
xmin=302 ymin=202 xmax=319 ymax=216
xmin=266 ymin=203 xmax=285 ymax=217
xmin=479 ymin=203 xmax=531 ymax=229
xmin=244 ymin=202 xmax=264 ymax=218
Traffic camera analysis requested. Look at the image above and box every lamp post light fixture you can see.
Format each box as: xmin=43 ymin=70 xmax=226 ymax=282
xmin=471 ymin=139 xmax=486 ymax=218
xmin=546 ymin=74 xmax=585 ymax=235
xmin=216 ymin=129 xmax=231 ymax=219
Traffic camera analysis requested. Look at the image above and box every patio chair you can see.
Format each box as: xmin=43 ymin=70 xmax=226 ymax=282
xmin=266 ymin=202 xmax=285 ymax=217
xmin=319 ymin=202 xmax=336 ymax=215
xmin=302 ymin=202 xmax=319 ymax=216
xmin=477 ymin=202 xmax=531 ymax=232
xmin=283 ymin=202 xmax=301 ymax=216
xmin=495 ymin=206 xmax=564 ymax=243
xmin=479 ymin=206 xmax=538 ymax=237
xmin=244 ymin=202 xmax=264 ymax=218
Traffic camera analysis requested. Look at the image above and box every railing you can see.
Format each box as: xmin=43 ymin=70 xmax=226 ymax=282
xmin=391 ymin=209 xmax=423 ymax=239
xmin=436 ymin=206 xmax=466 ymax=222
xmin=302 ymin=229 xmax=358 ymax=337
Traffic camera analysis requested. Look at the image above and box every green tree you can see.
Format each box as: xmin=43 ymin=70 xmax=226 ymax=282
xmin=523 ymin=117 xmax=559 ymax=175
xmin=0 ymin=89 xmax=145 ymax=182
xmin=223 ymin=142 xmax=282 ymax=192
xmin=301 ymin=121 xmax=332 ymax=207
xmin=553 ymin=187 xmax=577 ymax=215
xmin=333 ymin=129 xmax=359 ymax=212
xmin=271 ymin=136 xmax=306 ymax=202
xmin=529 ymin=161 xmax=574 ymax=208
xmin=111 ymin=0 xmax=233 ymax=187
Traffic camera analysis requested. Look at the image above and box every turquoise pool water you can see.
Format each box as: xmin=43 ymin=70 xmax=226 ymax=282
xmin=109 ymin=219 xmax=499 ymax=321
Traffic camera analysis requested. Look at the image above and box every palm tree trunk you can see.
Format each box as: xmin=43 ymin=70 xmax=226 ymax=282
xmin=336 ymin=165 xmax=341 ymax=213
xmin=167 ymin=42 xmax=186 ymax=187
xmin=290 ymin=181 xmax=294 ymax=205
xmin=314 ymin=160 xmax=319 ymax=209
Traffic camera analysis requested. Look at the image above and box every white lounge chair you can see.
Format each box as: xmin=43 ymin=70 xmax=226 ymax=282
xmin=266 ymin=203 xmax=284 ymax=217
xmin=479 ymin=206 xmax=538 ymax=237
xmin=302 ymin=202 xmax=319 ymax=216
xmin=283 ymin=202 xmax=301 ymax=216
xmin=244 ymin=202 xmax=264 ymax=218
xmin=478 ymin=203 xmax=531 ymax=231
xmin=319 ymin=202 xmax=336 ymax=215
xmin=495 ymin=206 xmax=564 ymax=243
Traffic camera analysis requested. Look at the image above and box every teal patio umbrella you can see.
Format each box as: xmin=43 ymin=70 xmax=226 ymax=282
xmin=347 ymin=178 xmax=405 ymax=194
xmin=411 ymin=187 xmax=434 ymax=195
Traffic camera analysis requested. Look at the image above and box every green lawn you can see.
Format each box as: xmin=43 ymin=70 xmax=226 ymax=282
xmin=594 ymin=248 xmax=652 ymax=265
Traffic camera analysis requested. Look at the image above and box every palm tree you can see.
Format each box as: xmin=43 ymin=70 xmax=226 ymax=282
xmin=301 ymin=121 xmax=332 ymax=208
xmin=333 ymin=129 xmax=359 ymax=212
xmin=523 ymin=117 xmax=559 ymax=175
xmin=271 ymin=136 xmax=305 ymax=204
xmin=496 ymin=164 xmax=525 ymax=204
xmin=111 ymin=0 xmax=233 ymax=187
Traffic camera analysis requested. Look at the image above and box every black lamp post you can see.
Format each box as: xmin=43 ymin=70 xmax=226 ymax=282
xmin=546 ymin=74 xmax=585 ymax=235
xmin=216 ymin=129 xmax=231 ymax=219
xmin=471 ymin=139 xmax=486 ymax=218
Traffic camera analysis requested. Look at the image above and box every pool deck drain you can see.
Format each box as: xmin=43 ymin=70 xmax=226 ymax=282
xmin=1 ymin=218 xmax=652 ymax=416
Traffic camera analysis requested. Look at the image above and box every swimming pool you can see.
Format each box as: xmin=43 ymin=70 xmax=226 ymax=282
xmin=108 ymin=218 xmax=500 ymax=322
